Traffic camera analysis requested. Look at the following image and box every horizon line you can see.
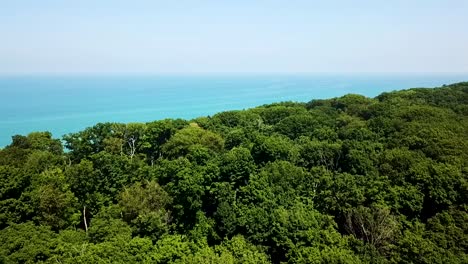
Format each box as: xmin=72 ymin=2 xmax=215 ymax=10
xmin=1 ymin=71 xmax=468 ymax=77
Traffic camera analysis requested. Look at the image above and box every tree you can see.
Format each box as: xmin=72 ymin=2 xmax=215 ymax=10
xmin=118 ymin=180 xmax=172 ymax=240
xmin=0 ymin=222 xmax=57 ymax=264
xmin=251 ymin=135 xmax=298 ymax=164
xmin=345 ymin=206 xmax=399 ymax=253
xmin=219 ymin=147 xmax=256 ymax=186
xmin=274 ymin=114 xmax=318 ymax=139
xmin=142 ymin=119 xmax=188 ymax=163
xmin=162 ymin=126 xmax=224 ymax=159
xmin=29 ymin=168 xmax=80 ymax=230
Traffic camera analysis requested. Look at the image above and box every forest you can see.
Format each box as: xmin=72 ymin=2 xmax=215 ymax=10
xmin=0 ymin=82 xmax=467 ymax=263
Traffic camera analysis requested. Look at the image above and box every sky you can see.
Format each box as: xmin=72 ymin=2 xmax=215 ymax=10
xmin=1 ymin=0 xmax=468 ymax=74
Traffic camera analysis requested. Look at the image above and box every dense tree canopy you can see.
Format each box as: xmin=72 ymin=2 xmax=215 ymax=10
xmin=1 ymin=82 xmax=468 ymax=263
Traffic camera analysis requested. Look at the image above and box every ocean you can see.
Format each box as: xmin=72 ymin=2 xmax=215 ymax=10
xmin=1 ymin=74 xmax=467 ymax=147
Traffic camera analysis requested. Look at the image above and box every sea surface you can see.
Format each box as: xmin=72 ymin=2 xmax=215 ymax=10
xmin=1 ymin=74 xmax=467 ymax=147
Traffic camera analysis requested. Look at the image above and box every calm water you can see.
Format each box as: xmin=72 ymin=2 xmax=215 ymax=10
xmin=1 ymin=74 xmax=467 ymax=147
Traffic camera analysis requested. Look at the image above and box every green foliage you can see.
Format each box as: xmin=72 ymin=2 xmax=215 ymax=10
xmin=88 ymin=207 xmax=133 ymax=243
xmin=0 ymin=132 xmax=62 ymax=167
xmin=287 ymin=246 xmax=362 ymax=264
xmin=219 ymin=147 xmax=255 ymax=186
xmin=11 ymin=132 xmax=63 ymax=155
xmin=174 ymin=235 xmax=270 ymax=264
xmin=0 ymin=222 xmax=57 ymax=264
xmin=162 ymin=126 xmax=224 ymax=159
xmin=1 ymin=82 xmax=468 ymax=263
xmin=63 ymin=122 xmax=118 ymax=161
xmin=118 ymin=180 xmax=172 ymax=240
xmin=251 ymin=134 xmax=298 ymax=164
xmin=297 ymin=137 xmax=342 ymax=170
xmin=345 ymin=206 xmax=399 ymax=253
xmin=274 ymin=114 xmax=318 ymax=139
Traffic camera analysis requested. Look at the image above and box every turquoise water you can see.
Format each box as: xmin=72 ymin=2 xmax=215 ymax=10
xmin=1 ymin=74 xmax=467 ymax=147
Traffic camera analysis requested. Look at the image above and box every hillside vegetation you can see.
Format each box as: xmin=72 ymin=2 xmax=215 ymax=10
xmin=1 ymin=82 xmax=468 ymax=263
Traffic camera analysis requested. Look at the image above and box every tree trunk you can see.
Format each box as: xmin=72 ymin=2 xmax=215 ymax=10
xmin=83 ymin=206 xmax=88 ymax=234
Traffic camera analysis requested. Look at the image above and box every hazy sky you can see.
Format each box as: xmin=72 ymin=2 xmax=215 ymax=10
xmin=1 ymin=0 xmax=468 ymax=74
